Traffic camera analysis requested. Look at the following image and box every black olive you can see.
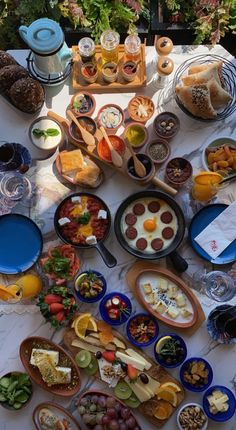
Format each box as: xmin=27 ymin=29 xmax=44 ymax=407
xmin=139 ymin=373 xmax=149 ymax=384
xmin=95 ymin=351 xmax=102 ymax=359
xmin=121 ymin=362 xmax=128 ymax=372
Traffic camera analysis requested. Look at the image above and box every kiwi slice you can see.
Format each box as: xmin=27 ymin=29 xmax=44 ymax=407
xmin=114 ymin=381 xmax=132 ymax=400
xmin=76 ymin=350 xmax=92 ymax=368
xmin=84 ymin=356 xmax=98 ymax=375
xmin=124 ymin=392 xmax=140 ymax=408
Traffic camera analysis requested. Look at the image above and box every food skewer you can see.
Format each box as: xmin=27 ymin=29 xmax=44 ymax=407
xmin=125 ymin=138 xmax=146 ymax=178
xmin=67 ymin=109 xmax=96 ymax=148
xmin=100 ymin=126 xmax=123 ymax=168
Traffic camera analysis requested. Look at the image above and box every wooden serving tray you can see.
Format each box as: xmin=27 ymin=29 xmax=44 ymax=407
xmin=126 ymin=261 xmax=205 ymax=335
xmin=72 ymin=44 xmax=147 ymax=92
xmin=63 ymin=318 xmax=185 ymax=428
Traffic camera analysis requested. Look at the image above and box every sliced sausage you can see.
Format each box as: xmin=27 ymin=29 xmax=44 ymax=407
xmin=148 ymin=201 xmax=160 ymax=213
xmin=160 ymin=211 xmax=173 ymax=224
xmin=151 ymin=238 xmax=164 ymax=251
xmin=125 ymin=213 xmax=137 ymax=226
xmin=125 ymin=227 xmax=138 ymax=240
xmin=162 ymin=227 xmax=174 ymax=239
xmin=136 ymin=238 xmax=148 ymax=250
xmin=133 ymin=203 xmax=145 ymax=216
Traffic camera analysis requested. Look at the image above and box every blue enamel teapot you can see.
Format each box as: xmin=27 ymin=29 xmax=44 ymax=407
xmin=19 ymin=18 xmax=72 ymax=75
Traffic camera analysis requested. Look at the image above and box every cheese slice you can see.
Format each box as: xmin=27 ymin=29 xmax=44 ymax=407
xmin=135 ymin=379 xmax=154 ymax=398
xmin=72 ymin=339 xmax=105 ymax=353
xmin=116 ymin=351 xmax=145 ymax=371
xmin=112 ymin=337 xmax=126 ymax=350
xmin=125 ymin=349 xmax=152 ymax=371
xmin=55 ymin=366 xmax=71 ymax=383
xmin=125 ymin=377 xmax=152 ymax=402
xmin=138 ymin=375 xmax=160 ymax=395
xmin=98 ymin=358 xmax=120 ymax=388
xmin=30 ymin=349 xmax=59 ymax=366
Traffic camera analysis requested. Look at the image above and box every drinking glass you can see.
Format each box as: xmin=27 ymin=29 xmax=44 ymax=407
xmin=192 ymin=270 xmax=236 ymax=302
xmin=0 ymin=171 xmax=35 ymax=211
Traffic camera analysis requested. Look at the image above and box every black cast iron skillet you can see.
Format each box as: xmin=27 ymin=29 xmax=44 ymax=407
xmin=54 ymin=192 xmax=117 ymax=268
xmin=114 ymin=190 xmax=188 ymax=272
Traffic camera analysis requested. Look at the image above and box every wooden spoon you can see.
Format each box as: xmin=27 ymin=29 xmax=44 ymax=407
xmin=100 ymin=126 xmax=123 ymax=168
xmin=125 ymin=138 xmax=147 ymax=178
xmin=67 ymin=110 xmax=95 ymax=147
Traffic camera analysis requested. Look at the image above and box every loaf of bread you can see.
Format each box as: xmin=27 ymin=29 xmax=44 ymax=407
xmin=0 ymin=50 xmax=17 ymax=69
xmin=9 ymin=77 xmax=44 ymax=113
xmin=0 ymin=65 xmax=29 ymax=92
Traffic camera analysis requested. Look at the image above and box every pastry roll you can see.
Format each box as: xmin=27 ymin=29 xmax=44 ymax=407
xmin=176 ymin=83 xmax=217 ymax=119
xmin=181 ymin=62 xmax=223 ymax=87
xmin=75 ymin=161 xmax=100 ymax=186
xmin=60 ymin=149 xmax=85 ymax=173
xmin=207 ymin=77 xmax=232 ymax=108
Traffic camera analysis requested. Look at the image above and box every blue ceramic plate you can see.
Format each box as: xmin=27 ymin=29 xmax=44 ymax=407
xmin=0 ymin=143 xmax=32 ymax=173
xmin=0 ymin=214 xmax=43 ymax=274
xmin=180 ymin=357 xmax=213 ymax=392
xmin=203 ymin=385 xmax=236 ymax=422
xmin=189 ymin=204 xmax=236 ymax=264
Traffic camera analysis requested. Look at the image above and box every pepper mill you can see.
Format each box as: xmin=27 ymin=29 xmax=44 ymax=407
xmin=156 ymin=56 xmax=174 ymax=88
xmin=155 ymin=37 xmax=173 ymax=56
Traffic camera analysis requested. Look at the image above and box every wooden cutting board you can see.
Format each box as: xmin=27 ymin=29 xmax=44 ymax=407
xmin=63 ymin=320 xmax=185 ymax=428
xmin=126 ymin=261 xmax=205 ymax=335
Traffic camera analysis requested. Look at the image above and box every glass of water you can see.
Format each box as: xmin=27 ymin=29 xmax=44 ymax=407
xmin=192 ymin=270 xmax=236 ymax=302
xmin=0 ymin=172 xmax=30 ymax=200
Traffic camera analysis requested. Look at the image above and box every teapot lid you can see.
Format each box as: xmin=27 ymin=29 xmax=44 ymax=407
xmin=24 ymin=18 xmax=64 ymax=55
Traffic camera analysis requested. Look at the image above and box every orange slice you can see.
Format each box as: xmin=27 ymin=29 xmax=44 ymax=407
xmin=97 ymin=320 xmax=112 ymax=332
xmin=99 ymin=331 xmax=114 ymax=345
xmin=154 ymin=400 xmax=173 ymax=420
xmin=156 ymin=387 xmax=177 ymax=407
xmin=160 ymin=382 xmax=181 ymax=393
xmin=194 ymin=171 xmax=223 ymax=185
xmin=87 ymin=317 xmax=97 ymax=332
xmin=74 ymin=313 xmax=91 ymax=339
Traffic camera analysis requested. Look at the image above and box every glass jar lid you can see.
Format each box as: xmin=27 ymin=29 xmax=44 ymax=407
xmin=100 ymin=30 xmax=120 ymax=51
xmin=78 ymin=37 xmax=95 ymax=57
xmin=124 ymin=35 xmax=141 ymax=54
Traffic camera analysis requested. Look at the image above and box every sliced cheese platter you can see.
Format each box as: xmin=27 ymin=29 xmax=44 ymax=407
xmin=63 ymin=313 xmax=185 ymax=427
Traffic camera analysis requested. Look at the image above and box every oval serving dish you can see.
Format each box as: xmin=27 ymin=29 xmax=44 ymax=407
xmin=134 ymin=267 xmax=198 ymax=329
xmin=33 ymin=401 xmax=81 ymax=430
xmin=19 ymin=336 xmax=81 ymax=397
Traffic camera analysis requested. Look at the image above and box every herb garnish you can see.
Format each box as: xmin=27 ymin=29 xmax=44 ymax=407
xmin=43 ymin=249 xmax=71 ymax=279
xmin=33 ymin=128 xmax=60 ymax=140
xmin=76 ymin=212 xmax=91 ymax=225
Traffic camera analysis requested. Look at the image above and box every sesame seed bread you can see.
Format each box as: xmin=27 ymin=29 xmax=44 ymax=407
xmin=176 ymin=83 xmax=217 ymax=119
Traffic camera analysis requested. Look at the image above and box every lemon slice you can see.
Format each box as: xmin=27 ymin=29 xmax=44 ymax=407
xmin=155 ymin=336 xmax=172 ymax=354
xmin=194 ymin=171 xmax=223 ymax=185
xmin=160 ymin=382 xmax=181 ymax=393
xmin=156 ymin=387 xmax=177 ymax=407
xmin=74 ymin=313 xmax=91 ymax=339
xmin=87 ymin=317 xmax=97 ymax=332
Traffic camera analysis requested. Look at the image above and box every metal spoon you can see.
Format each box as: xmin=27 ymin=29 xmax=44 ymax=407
xmin=67 ymin=110 xmax=95 ymax=147
xmin=125 ymin=138 xmax=146 ymax=178
xmin=100 ymin=126 xmax=123 ymax=168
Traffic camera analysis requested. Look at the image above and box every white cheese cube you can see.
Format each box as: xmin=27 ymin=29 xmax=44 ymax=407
xmin=55 ymin=366 xmax=71 ymax=383
xmin=71 ymin=196 xmax=81 ymax=203
xmin=167 ymin=284 xmax=178 ymax=298
xmin=30 ymin=349 xmax=59 ymax=366
xmin=153 ymin=301 xmax=167 ymax=314
xmin=86 ymin=235 xmax=97 ymax=245
xmin=142 ymin=283 xmax=152 ymax=295
xmin=158 ymin=278 xmax=168 ymax=292
xmin=145 ymin=293 xmax=155 ymax=304
xmin=167 ymin=306 xmax=180 ymax=319
xmin=176 ymin=293 xmax=186 ymax=308
xmin=58 ymin=217 xmax=70 ymax=226
xmin=180 ymin=308 xmax=193 ymax=318
xmin=98 ymin=209 xmax=107 ymax=219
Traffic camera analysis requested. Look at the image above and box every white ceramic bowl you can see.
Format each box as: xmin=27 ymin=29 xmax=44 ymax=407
xmin=177 ymin=402 xmax=208 ymax=430
xmin=202 ymin=136 xmax=236 ymax=171
xmin=29 ymin=116 xmax=64 ymax=152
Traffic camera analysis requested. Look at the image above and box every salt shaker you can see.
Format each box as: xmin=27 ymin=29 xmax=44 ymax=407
xmin=155 ymin=56 xmax=174 ymax=88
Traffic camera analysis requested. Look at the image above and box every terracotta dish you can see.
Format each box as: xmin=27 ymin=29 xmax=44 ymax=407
xmin=128 ymin=96 xmax=155 ymax=123
xmin=33 ymin=401 xmax=81 ymax=430
xmin=97 ymin=104 xmax=124 ymax=133
xmin=70 ymin=91 xmax=96 ymax=116
xmin=19 ymin=336 xmax=81 ymax=397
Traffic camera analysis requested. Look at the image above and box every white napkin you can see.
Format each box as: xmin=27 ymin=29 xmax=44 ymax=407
xmin=194 ymin=201 xmax=236 ymax=259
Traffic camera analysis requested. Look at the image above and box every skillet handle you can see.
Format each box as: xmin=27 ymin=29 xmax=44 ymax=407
xmin=95 ymin=242 xmax=117 ymax=268
xmin=169 ymin=250 xmax=188 ymax=272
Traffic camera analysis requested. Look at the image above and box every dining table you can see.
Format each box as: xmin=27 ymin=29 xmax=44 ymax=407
xmin=0 ymin=43 xmax=236 ymax=430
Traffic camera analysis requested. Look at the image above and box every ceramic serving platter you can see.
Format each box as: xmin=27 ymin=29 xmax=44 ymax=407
xmin=33 ymin=402 xmax=81 ymax=430
xmin=19 ymin=336 xmax=81 ymax=397
xmin=134 ymin=267 xmax=199 ymax=329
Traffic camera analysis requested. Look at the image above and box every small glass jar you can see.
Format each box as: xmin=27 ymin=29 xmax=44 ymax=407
xmin=124 ymin=35 xmax=141 ymax=61
xmin=100 ymin=30 xmax=120 ymax=64
xmin=78 ymin=37 xmax=96 ymax=63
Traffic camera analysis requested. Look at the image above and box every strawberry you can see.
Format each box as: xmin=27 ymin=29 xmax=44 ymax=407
xmin=54 ymin=310 xmax=65 ymax=322
xmin=49 ymin=303 xmax=64 ymax=314
xmin=102 ymin=351 xmax=116 ymax=363
xmin=127 ymin=364 xmax=138 ymax=381
xmin=44 ymin=294 xmax=62 ymax=304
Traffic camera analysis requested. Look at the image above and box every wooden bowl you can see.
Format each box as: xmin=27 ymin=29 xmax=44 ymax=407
xmin=134 ymin=267 xmax=199 ymax=328
xmin=33 ymin=401 xmax=81 ymax=430
xmin=128 ymin=96 xmax=155 ymax=123
xmin=97 ymin=104 xmax=124 ymax=133
xmin=19 ymin=336 xmax=81 ymax=397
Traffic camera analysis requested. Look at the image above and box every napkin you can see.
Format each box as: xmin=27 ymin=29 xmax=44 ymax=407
xmin=194 ymin=201 xmax=236 ymax=259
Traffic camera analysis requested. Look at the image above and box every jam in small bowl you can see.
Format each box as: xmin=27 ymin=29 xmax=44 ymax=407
xmin=99 ymin=292 xmax=132 ymax=326
xmin=74 ymin=270 xmax=107 ymax=303
xmin=154 ymin=334 xmax=187 ymax=368
xmin=97 ymin=135 xmax=125 ymax=163
xmin=122 ymin=61 xmax=138 ymax=82
xmin=165 ymin=157 xmax=193 ymax=187
xmin=154 ymin=112 xmax=180 ymax=140
xmin=180 ymin=357 xmax=213 ymax=392
xmin=126 ymin=313 xmax=159 ymax=347
xmin=127 ymin=153 xmax=155 ymax=182
xmin=69 ymin=115 xmax=97 ymax=144
xmin=123 ymin=122 xmax=148 ymax=149
xmin=81 ymin=62 xmax=98 ymax=84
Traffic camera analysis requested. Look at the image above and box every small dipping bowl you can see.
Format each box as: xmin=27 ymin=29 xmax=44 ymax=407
xmin=97 ymin=135 xmax=125 ymax=163
xmin=81 ymin=62 xmax=98 ymax=84
xmin=102 ymin=62 xmax=118 ymax=83
xmin=154 ymin=112 xmax=180 ymax=140
xmin=165 ymin=157 xmax=193 ymax=188
xmin=177 ymin=403 xmax=208 ymax=430
xmin=0 ymin=371 xmax=33 ymax=411
xmin=146 ymin=139 xmax=170 ymax=164
xmin=74 ymin=270 xmax=107 ymax=303
xmin=29 ymin=116 xmax=64 ymax=153
xmin=122 ymin=61 xmax=138 ymax=82
xmin=203 ymin=385 xmax=236 ymax=422
xmin=154 ymin=333 xmax=187 ymax=368
xmin=70 ymin=91 xmax=96 ymax=116
xmin=68 ymin=115 xmax=97 ymax=144
xmin=180 ymin=357 xmax=213 ymax=392
xmin=123 ymin=122 xmax=148 ymax=150
xmin=99 ymin=292 xmax=132 ymax=326
xmin=97 ymin=104 xmax=124 ymax=133
xmin=127 ymin=153 xmax=155 ymax=182
xmin=128 ymin=96 xmax=155 ymax=123
xmin=126 ymin=312 xmax=159 ymax=347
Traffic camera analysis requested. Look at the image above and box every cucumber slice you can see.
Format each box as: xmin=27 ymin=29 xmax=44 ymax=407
xmin=13 ymin=402 xmax=22 ymax=409
xmin=0 ymin=377 xmax=10 ymax=389
xmin=76 ymin=350 xmax=92 ymax=368
xmin=124 ymin=392 xmax=140 ymax=408
xmin=114 ymin=381 xmax=132 ymax=400
xmin=15 ymin=392 xmax=29 ymax=403
xmin=84 ymin=356 xmax=98 ymax=376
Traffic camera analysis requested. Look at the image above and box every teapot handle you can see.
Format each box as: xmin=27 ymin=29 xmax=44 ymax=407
xmin=19 ymin=25 xmax=28 ymax=44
